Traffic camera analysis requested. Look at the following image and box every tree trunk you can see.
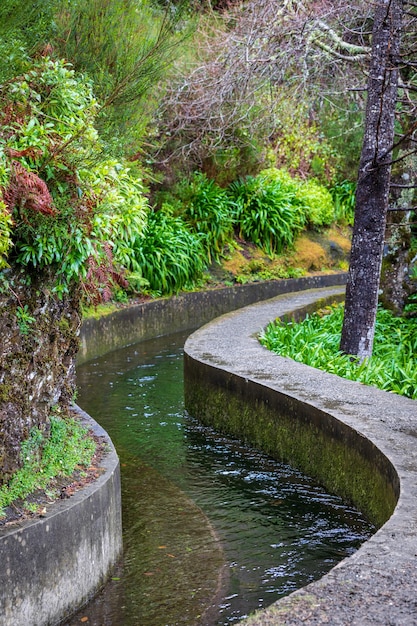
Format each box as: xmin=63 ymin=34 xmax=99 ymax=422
xmin=340 ymin=0 xmax=403 ymax=359
xmin=379 ymin=150 xmax=416 ymax=315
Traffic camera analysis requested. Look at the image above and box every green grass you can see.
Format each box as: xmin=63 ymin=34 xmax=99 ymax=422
xmin=260 ymin=304 xmax=417 ymax=400
xmin=0 ymin=411 xmax=96 ymax=516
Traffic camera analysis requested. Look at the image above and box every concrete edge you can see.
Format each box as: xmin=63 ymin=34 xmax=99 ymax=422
xmin=183 ymin=286 xmax=417 ymax=625
xmin=0 ymin=407 xmax=122 ymax=626
xmin=78 ymin=274 xmax=347 ymax=364
xmin=0 ymin=276 xmax=348 ymax=626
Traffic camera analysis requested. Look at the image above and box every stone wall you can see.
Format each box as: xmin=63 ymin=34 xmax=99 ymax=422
xmin=0 ymin=268 xmax=81 ymax=481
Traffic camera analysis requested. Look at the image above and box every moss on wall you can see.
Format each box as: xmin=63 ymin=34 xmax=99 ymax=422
xmin=0 ymin=267 xmax=81 ymax=483
xmin=184 ymin=357 xmax=398 ymax=528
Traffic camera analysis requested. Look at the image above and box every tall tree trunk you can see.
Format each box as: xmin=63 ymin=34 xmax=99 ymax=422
xmin=340 ymin=0 xmax=403 ymax=359
xmin=379 ymin=151 xmax=416 ymax=315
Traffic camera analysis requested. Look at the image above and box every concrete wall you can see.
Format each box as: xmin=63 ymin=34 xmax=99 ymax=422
xmin=183 ymin=286 xmax=417 ymax=624
xmin=78 ymin=274 xmax=347 ymax=364
xmin=0 ymin=408 xmax=122 ymax=626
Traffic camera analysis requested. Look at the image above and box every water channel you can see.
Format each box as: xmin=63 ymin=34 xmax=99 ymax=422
xmin=68 ymin=330 xmax=374 ymax=626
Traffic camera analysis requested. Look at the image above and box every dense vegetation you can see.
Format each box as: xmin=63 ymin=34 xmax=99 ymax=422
xmin=0 ymin=0 xmax=369 ymax=304
xmin=0 ymin=0 xmax=416 ymax=499
xmin=260 ymin=304 xmax=417 ymax=400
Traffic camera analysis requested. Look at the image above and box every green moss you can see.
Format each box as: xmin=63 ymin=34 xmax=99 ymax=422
xmin=0 ymin=384 xmax=11 ymax=403
xmin=82 ymin=302 xmax=123 ymax=320
xmin=58 ymin=317 xmax=71 ymax=333
xmin=184 ymin=371 xmax=397 ymax=528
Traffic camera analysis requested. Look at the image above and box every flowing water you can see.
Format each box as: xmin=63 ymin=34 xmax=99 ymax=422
xmin=68 ymin=330 xmax=374 ymax=626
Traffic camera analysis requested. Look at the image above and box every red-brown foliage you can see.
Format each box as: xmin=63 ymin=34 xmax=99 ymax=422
xmin=3 ymin=161 xmax=56 ymax=217
xmin=84 ymin=242 xmax=129 ymax=305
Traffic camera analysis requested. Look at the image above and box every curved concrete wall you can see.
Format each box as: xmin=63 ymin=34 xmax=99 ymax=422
xmin=0 ymin=408 xmax=122 ymax=626
xmin=184 ymin=286 xmax=417 ymax=624
xmin=0 ymin=275 xmax=350 ymax=626
xmin=78 ymin=274 xmax=347 ymax=364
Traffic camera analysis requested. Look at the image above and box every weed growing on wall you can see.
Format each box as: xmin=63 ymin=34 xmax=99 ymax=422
xmin=0 ymin=411 xmax=96 ymax=517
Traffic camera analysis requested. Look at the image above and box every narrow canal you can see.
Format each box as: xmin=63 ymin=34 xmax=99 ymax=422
xmin=69 ymin=330 xmax=374 ymax=626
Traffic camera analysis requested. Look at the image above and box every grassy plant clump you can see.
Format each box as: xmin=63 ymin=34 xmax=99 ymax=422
xmin=229 ymin=172 xmax=306 ymax=255
xmin=330 ymin=180 xmax=356 ymax=226
xmin=176 ymin=172 xmax=236 ymax=262
xmin=0 ymin=412 xmax=96 ymax=516
xmin=229 ymin=168 xmax=337 ymax=255
xmin=131 ymin=206 xmax=207 ymax=294
xmin=260 ymin=304 xmax=417 ymax=399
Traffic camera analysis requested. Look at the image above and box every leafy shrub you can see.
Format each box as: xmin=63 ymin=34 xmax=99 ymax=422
xmin=81 ymin=160 xmax=149 ymax=275
xmin=229 ymin=171 xmax=306 ymax=255
xmin=0 ymin=56 xmax=149 ymax=301
xmin=259 ymin=168 xmax=335 ymax=228
xmin=330 ymin=180 xmax=356 ymax=226
xmin=130 ymin=206 xmax=206 ymax=294
xmin=176 ymin=172 xmax=236 ymax=262
xmin=295 ymin=179 xmax=335 ymax=227
xmin=260 ymin=304 xmax=417 ymax=400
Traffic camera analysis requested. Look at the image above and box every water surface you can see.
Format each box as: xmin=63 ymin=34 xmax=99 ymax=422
xmin=69 ymin=331 xmax=374 ymax=625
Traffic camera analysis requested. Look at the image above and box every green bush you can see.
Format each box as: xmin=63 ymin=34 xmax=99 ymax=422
xmin=0 ymin=57 xmax=149 ymax=300
xmin=130 ymin=206 xmax=206 ymax=294
xmin=258 ymin=168 xmax=335 ymax=228
xmin=176 ymin=172 xmax=236 ymax=262
xmin=229 ymin=171 xmax=306 ymax=255
xmin=295 ymin=179 xmax=335 ymax=227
